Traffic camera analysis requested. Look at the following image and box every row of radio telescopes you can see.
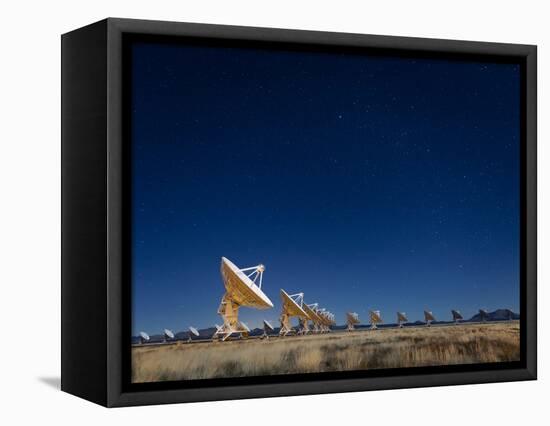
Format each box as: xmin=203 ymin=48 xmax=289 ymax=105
xmin=136 ymin=258 xmax=514 ymax=344
xmin=212 ymin=258 xmax=336 ymax=341
xmin=342 ymin=308 xmax=507 ymax=331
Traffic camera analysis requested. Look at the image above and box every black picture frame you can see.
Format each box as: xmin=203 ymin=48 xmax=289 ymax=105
xmin=61 ymin=17 xmax=537 ymax=407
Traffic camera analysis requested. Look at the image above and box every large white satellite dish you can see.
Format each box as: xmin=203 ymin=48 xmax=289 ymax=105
xmin=397 ymin=312 xmax=408 ymax=328
xmin=424 ymin=310 xmax=436 ymax=326
xmin=451 ymin=310 xmax=463 ymax=324
xmin=346 ymin=312 xmax=360 ymax=331
xmin=369 ymin=310 xmax=382 ymax=329
xmin=279 ymin=290 xmax=310 ymax=336
xmin=214 ymin=257 xmax=274 ymax=341
xmin=139 ymin=331 xmax=150 ymax=344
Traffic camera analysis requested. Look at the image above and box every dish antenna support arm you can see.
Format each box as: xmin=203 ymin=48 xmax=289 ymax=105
xmin=213 ymin=293 xmax=249 ymax=341
xmin=279 ymin=312 xmax=294 ymax=336
xmin=298 ymin=317 xmax=310 ymax=335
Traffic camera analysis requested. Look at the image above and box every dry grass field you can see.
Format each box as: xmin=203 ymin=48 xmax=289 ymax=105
xmin=132 ymin=322 xmax=519 ymax=383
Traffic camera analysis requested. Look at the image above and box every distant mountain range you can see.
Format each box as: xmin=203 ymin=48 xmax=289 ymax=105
xmin=132 ymin=308 xmax=519 ymax=344
xmin=469 ymin=308 xmax=519 ymax=322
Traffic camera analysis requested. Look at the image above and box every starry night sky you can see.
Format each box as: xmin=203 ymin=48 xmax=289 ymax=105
xmin=130 ymin=41 xmax=520 ymax=335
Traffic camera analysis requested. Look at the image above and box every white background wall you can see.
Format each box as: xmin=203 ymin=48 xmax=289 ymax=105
xmin=0 ymin=0 xmax=546 ymax=423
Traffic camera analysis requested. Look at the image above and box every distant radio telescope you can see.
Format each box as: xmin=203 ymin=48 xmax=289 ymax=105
xmin=279 ymin=290 xmax=309 ymax=336
xmin=188 ymin=326 xmax=199 ymax=342
xmin=424 ymin=310 xmax=436 ymax=326
xmin=262 ymin=320 xmax=274 ymax=339
xmin=316 ymin=308 xmax=335 ymax=333
xmin=369 ymin=310 xmax=382 ymax=329
xmin=139 ymin=331 xmax=150 ymax=344
xmin=306 ymin=303 xmax=334 ymax=333
xmin=346 ymin=312 xmax=360 ymax=331
xmin=396 ymin=312 xmax=408 ymax=328
xmin=304 ymin=303 xmax=324 ymax=334
xmin=451 ymin=310 xmax=463 ymax=324
xmin=163 ymin=329 xmax=175 ymax=342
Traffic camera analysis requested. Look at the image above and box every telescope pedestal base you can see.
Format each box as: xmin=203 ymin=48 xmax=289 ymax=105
xmin=279 ymin=313 xmax=295 ymax=336
xmin=214 ymin=293 xmax=249 ymax=341
xmin=298 ymin=318 xmax=310 ymax=335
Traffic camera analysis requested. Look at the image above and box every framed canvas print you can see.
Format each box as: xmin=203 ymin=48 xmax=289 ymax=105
xmin=61 ymin=18 xmax=537 ymax=407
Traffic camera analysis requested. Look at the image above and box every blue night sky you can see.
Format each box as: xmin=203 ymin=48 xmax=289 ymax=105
xmin=130 ymin=41 xmax=520 ymax=336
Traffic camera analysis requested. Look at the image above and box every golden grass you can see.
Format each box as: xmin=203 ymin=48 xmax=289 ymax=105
xmin=132 ymin=322 xmax=519 ymax=383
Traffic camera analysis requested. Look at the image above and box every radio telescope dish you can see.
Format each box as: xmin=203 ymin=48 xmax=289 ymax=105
xmin=139 ymin=331 xmax=150 ymax=344
xmin=187 ymin=326 xmax=199 ymax=342
xmin=304 ymin=303 xmax=323 ymax=333
xmin=298 ymin=300 xmax=317 ymax=335
xmin=215 ymin=257 xmax=274 ymax=341
xmin=451 ymin=310 xmax=463 ymax=324
xmin=369 ymin=310 xmax=382 ymax=329
xmin=316 ymin=308 xmax=334 ymax=332
xmin=163 ymin=329 xmax=175 ymax=342
xmin=281 ymin=290 xmax=308 ymax=317
xmin=261 ymin=319 xmax=274 ymax=339
xmin=397 ymin=312 xmax=408 ymax=328
xmin=346 ymin=312 xmax=360 ymax=331
xmin=279 ymin=290 xmax=309 ymax=336
xmin=424 ymin=310 xmax=436 ymax=326
xmin=479 ymin=309 xmax=489 ymax=322
xmin=319 ymin=308 xmax=336 ymax=333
